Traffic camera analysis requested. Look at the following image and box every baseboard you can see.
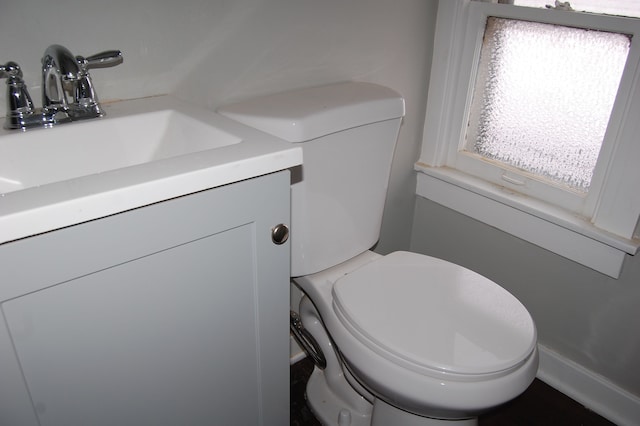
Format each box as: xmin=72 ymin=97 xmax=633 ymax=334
xmin=537 ymin=344 xmax=640 ymax=426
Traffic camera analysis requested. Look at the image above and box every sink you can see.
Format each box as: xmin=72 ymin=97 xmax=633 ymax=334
xmin=0 ymin=108 xmax=241 ymax=194
xmin=0 ymin=95 xmax=303 ymax=245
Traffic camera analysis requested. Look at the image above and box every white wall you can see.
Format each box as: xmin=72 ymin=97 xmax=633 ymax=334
xmin=0 ymin=0 xmax=437 ymax=255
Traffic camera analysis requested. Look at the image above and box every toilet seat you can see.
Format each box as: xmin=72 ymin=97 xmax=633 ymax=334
xmin=332 ymin=251 xmax=536 ymax=380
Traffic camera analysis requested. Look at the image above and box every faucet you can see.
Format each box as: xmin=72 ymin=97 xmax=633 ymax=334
xmin=1 ymin=44 xmax=122 ymax=130
xmin=42 ymin=44 xmax=123 ymax=122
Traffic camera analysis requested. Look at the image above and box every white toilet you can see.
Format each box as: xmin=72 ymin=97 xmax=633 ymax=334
xmin=219 ymin=82 xmax=538 ymax=426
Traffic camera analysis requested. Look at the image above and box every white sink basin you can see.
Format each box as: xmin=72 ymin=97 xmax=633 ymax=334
xmin=0 ymin=95 xmax=302 ymax=245
xmin=0 ymin=109 xmax=241 ymax=194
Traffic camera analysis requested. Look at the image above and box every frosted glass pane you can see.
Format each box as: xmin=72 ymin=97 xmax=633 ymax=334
xmin=466 ymin=17 xmax=630 ymax=191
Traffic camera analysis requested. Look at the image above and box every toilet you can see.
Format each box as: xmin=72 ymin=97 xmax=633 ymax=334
xmin=218 ymin=82 xmax=538 ymax=426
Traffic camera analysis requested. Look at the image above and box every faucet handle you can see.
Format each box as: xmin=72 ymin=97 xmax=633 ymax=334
xmin=76 ymin=50 xmax=123 ymax=71
xmin=1 ymin=61 xmax=38 ymax=130
xmin=68 ymin=50 xmax=122 ymax=119
xmin=1 ymin=61 xmax=23 ymax=79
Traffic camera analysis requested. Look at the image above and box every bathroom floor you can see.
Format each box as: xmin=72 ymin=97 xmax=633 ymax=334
xmin=290 ymin=357 xmax=615 ymax=426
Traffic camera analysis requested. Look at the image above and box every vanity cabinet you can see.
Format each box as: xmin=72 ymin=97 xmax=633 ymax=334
xmin=0 ymin=171 xmax=291 ymax=426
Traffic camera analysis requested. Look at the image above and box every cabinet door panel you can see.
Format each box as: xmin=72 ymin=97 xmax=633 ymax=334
xmin=4 ymin=225 xmax=260 ymax=426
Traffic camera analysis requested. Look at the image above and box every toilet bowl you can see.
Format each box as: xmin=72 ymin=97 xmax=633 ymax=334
xmin=218 ymin=82 xmax=539 ymax=425
xmin=295 ymin=251 xmax=538 ymax=425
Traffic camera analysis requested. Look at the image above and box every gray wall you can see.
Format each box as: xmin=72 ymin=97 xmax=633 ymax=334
xmin=410 ymin=196 xmax=640 ymax=399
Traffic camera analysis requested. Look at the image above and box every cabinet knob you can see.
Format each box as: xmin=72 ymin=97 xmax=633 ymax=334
xmin=271 ymin=224 xmax=289 ymax=245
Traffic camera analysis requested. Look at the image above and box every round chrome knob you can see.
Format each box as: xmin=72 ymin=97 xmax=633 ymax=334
xmin=271 ymin=224 xmax=289 ymax=245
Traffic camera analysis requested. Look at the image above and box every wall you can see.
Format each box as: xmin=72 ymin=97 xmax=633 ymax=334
xmin=4 ymin=0 xmax=640 ymax=422
xmin=411 ymin=196 xmax=640 ymax=423
xmin=0 ymin=0 xmax=437 ymax=254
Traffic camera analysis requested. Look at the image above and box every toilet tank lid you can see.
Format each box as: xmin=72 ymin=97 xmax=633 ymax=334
xmin=217 ymin=82 xmax=405 ymax=143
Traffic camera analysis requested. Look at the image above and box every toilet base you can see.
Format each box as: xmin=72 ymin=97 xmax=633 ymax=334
xmin=371 ymin=399 xmax=477 ymax=426
xmin=306 ymin=365 xmax=479 ymax=426
xmin=306 ymin=366 xmax=372 ymax=426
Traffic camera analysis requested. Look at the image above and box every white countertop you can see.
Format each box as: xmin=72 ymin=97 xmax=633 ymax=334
xmin=0 ymin=96 xmax=302 ymax=245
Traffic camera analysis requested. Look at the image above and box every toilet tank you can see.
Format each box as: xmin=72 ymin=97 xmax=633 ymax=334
xmin=218 ymin=82 xmax=405 ymax=276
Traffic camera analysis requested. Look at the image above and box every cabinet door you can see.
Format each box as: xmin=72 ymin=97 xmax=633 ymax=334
xmin=0 ymin=171 xmax=290 ymax=426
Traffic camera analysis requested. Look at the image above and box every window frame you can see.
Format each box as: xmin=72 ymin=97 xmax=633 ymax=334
xmin=416 ymin=0 xmax=640 ymax=278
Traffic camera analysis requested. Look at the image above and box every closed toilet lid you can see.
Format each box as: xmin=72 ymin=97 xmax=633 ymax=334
xmin=332 ymin=251 xmax=536 ymax=376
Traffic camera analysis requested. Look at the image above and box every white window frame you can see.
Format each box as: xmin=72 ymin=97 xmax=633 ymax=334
xmin=416 ymin=0 xmax=640 ymax=278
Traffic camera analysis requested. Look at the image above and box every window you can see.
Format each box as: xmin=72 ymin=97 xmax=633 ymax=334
xmin=466 ymin=17 xmax=629 ymax=194
xmin=416 ymin=0 xmax=640 ymax=278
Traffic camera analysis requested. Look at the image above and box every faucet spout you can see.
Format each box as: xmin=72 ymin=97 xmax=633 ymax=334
xmin=42 ymin=44 xmax=80 ymax=80
xmin=42 ymin=44 xmax=81 ymax=115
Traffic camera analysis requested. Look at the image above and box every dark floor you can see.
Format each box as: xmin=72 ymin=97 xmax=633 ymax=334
xmin=290 ymin=357 xmax=615 ymax=425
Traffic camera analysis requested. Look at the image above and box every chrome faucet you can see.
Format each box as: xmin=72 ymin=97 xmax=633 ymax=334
xmin=1 ymin=44 xmax=122 ymax=130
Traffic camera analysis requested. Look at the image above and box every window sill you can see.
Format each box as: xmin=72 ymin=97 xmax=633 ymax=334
xmin=414 ymin=163 xmax=639 ymax=278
